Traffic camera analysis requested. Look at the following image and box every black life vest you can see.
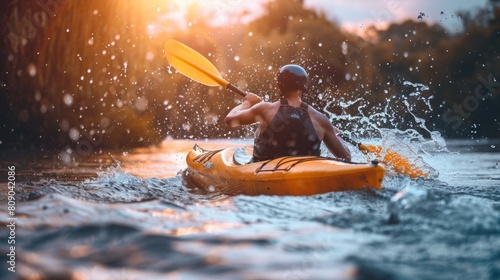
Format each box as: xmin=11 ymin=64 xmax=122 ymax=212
xmin=253 ymin=99 xmax=321 ymax=162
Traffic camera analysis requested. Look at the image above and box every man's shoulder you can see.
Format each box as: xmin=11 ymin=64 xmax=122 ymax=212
xmin=307 ymin=106 xmax=329 ymax=121
xmin=253 ymin=101 xmax=280 ymax=123
xmin=254 ymin=100 xmax=279 ymax=111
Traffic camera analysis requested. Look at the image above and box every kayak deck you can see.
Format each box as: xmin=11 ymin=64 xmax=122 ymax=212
xmin=184 ymin=145 xmax=385 ymax=196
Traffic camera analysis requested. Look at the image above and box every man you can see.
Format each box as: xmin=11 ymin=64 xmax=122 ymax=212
xmin=225 ymin=64 xmax=351 ymax=162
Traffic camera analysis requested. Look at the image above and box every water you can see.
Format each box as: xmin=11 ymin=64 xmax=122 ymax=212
xmin=0 ymin=139 xmax=499 ymax=280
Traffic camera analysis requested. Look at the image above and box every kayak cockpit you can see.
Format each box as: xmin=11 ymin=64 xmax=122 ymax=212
xmin=233 ymin=148 xmax=253 ymax=165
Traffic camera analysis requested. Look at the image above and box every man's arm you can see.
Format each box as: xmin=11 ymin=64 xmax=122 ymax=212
xmin=322 ymin=120 xmax=351 ymax=161
xmin=225 ymin=93 xmax=262 ymax=127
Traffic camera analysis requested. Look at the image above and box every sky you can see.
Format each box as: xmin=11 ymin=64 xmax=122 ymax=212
xmin=303 ymin=0 xmax=490 ymax=33
xmin=177 ymin=0 xmax=491 ymax=33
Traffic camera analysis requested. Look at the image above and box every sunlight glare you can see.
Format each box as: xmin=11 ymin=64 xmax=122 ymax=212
xmin=168 ymin=0 xmax=265 ymax=25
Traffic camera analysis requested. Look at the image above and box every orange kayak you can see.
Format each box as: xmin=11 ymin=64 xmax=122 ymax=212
xmin=184 ymin=145 xmax=385 ymax=196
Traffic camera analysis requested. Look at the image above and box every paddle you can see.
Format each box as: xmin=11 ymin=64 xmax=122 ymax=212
xmin=164 ymin=39 xmax=247 ymax=97
xmin=341 ymin=137 xmax=429 ymax=179
xmin=164 ymin=39 xmax=429 ymax=178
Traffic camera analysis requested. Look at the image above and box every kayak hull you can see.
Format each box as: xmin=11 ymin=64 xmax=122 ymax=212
xmin=185 ymin=145 xmax=385 ymax=196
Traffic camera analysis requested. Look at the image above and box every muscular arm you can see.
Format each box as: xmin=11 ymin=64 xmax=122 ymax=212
xmin=321 ymin=119 xmax=351 ymax=161
xmin=224 ymin=93 xmax=263 ymax=127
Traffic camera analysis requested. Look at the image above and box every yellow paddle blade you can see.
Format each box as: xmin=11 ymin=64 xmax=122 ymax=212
xmin=359 ymin=144 xmax=429 ymax=179
xmin=164 ymin=39 xmax=229 ymax=87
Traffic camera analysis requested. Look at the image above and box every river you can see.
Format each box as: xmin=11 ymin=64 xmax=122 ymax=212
xmin=0 ymin=138 xmax=499 ymax=280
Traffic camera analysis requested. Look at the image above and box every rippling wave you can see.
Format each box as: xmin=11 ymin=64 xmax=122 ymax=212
xmin=1 ymin=140 xmax=499 ymax=280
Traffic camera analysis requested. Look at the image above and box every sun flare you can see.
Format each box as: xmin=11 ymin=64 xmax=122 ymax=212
xmin=167 ymin=0 xmax=266 ymax=25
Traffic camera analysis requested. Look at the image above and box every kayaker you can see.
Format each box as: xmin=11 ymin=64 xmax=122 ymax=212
xmin=225 ymin=64 xmax=351 ymax=162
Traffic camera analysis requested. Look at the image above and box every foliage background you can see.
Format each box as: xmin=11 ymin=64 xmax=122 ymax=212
xmin=1 ymin=0 xmax=499 ymax=150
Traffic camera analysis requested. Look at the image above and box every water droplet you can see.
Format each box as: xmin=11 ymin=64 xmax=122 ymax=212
xmin=59 ymin=150 xmax=72 ymax=164
xmin=34 ymin=90 xmax=41 ymax=101
xmin=135 ymin=97 xmax=148 ymax=112
xmin=63 ymin=94 xmax=73 ymax=106
xmin=27 ymin=63 xmax=37 ymax=77
xmin=69 ymin=128 xmax=80 ymax=141
xmin=100 ymin=118 xmax=111 ymax=128
xmin=60 ymin=119 xmax=70 ymax=132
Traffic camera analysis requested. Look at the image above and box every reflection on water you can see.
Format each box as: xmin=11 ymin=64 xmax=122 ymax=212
xmin=0 ymin=140 xmax=248 ymax=184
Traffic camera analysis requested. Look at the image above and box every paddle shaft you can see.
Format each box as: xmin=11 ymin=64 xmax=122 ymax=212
xmin=226 ymin=84 xmax=247 ymax=97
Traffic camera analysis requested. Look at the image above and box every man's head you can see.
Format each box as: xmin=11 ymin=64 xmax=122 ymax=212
xmin=277 ymin=64 xmax=308 ymax=96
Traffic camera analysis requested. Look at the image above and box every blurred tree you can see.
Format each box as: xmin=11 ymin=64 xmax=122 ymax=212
xmin=0 ymin=0 xmax=205 ymax=149
xmin=370 ymin=20 xmax=448 ymax=86
xmin=432 ymin=1 xmax=499 ymax=137
xmin=240 ymin=0 xmax=348 ymax=110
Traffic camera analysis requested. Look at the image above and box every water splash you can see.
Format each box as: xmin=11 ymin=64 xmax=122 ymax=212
xmin=324 ymin=81 xmax=446 ymax=178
